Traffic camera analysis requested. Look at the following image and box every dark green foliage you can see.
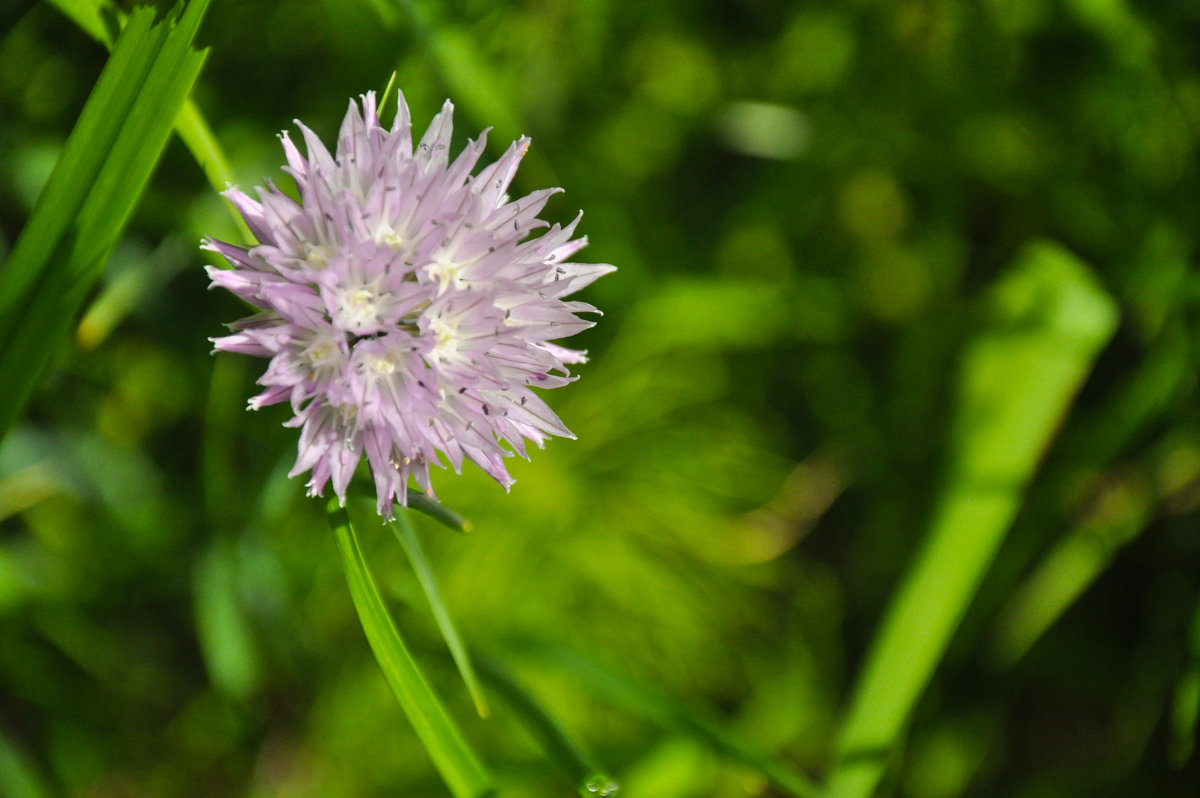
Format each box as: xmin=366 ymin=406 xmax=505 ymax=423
xmin=2 ymin=1 xmax=1200 ymax=796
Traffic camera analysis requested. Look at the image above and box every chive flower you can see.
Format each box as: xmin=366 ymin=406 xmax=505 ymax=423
xmin=205 ymin=91 xmax=612 ymax=517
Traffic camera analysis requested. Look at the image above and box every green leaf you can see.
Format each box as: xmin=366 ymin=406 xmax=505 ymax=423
xmin=0 ymin=0 xmax=209 ymax=444
xmin=328 ymin=499 xmax=494 ymax=798
xmin=0 ymin=6 xmax=159 ymax=318
xmin=986 ymin=319 xmax=1190 ymax=668
xmin=827 ymin=241 xmax=1119 ymax=798
xmin=45 ymin=0 xmax=252 ymax=241
xmin=988 ymin=470 xmax=1152 ymax=669
xmin=391 ymin=509 xmax=489 ymax=717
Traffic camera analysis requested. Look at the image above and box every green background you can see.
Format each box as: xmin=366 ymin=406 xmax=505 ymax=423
xmin=2 ymin=0 xmax=1200 ymax=795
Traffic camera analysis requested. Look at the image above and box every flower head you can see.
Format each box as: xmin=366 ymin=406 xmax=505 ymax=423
xmin=205 ymin=91 xmax=613 ymax=517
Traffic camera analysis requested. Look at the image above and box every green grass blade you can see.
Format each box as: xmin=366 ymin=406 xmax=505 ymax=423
xmin=0 ymin=0 xmax=209 ymax=443
xmin=391 ymin=509 xmax=489 ymax=717
xmin=985 ymin=320 xmax=1190 ymax=668
xmin=528 ymin=645 xmax=823 ymax=798
xmin=328 ymin=499 xmax=494 ymax=798
xmin=989 ymin=474 xmax=1152 ymax=669
xmin=827 ymin=241 xmax=1119 ymax=798
xmin=45 ymin=0 xmax=251 ymax=241
xmin=0 ymin=6 xmax=159 ymax=327
xmin=69 ymin=6 xmax=208 ymax=276
xmin=474 ymin=653 xmax=619 ymax=797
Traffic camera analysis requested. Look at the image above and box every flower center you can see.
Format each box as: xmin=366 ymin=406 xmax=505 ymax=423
xmin=374 ymin=223 xmax=404 ymax=251
xmin=298 ymin=330 xmax=343 ymax=382
xmin=336 ymin=282 xmax=388 ymax=333
xmin=366 ymin=352 xmax=397 ymax=376
xmin=305 ymin=244 xmax=332 ymax=270
xmin=428 ymin=315 xmax=463 ymax=361
xmin=425 ymin=258 xmax=466 ymax=295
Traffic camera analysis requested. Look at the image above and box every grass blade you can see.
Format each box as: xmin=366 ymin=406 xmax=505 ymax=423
xmin=989 ymin=471 xmax=1152 ymax=668
xmin=328 ymin=499 xmax=494 ymax=798
xmin=827 ymin=241 xmax=1119 ymax=798
xmin=0 ymin=0 xmax=209 ymax=443
xmin=0 ymin=7 xmax=160 ymax=326
xmin=391 ymin=509 xmax=489 ymax=717
xmin=985 ymin=320 xmax=1191 ymax=668
xmin=45 ymin=0 xmax=251 ymax=241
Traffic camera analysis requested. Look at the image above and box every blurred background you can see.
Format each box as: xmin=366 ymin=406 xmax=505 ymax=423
xmin=3 ymin=0 xmax=1200 ymax=795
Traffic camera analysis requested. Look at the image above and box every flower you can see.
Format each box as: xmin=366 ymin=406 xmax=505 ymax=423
xmin=205 ymin=91 xmax=613 ymax=517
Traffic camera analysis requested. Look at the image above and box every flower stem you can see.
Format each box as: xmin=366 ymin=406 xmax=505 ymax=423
xmin=329 ymin=498 xmax=493 ymax=798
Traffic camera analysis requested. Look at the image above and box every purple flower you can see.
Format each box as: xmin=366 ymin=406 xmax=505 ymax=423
xmin=205 ymin=91 xmax=613 ymax=517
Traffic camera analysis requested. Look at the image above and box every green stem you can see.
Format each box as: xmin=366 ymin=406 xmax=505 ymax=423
xmin=328 ymin=499 xmax=493 ymax=798
xmin=406 ymin=492 xmax=473 ymax=533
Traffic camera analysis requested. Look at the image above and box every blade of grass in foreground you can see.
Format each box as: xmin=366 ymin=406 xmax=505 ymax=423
xmin=0 ymin=0 xmax=209 ymax=444
xmin=328 ymin=500 xmax=494 ymax=798
xmin=391 ymin=509 xmax=489 ymax=717
xmin=46 ymin=0 xmax=253 ymax=242
xmin=826 ymin=241 xmax=1119 ymax=798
